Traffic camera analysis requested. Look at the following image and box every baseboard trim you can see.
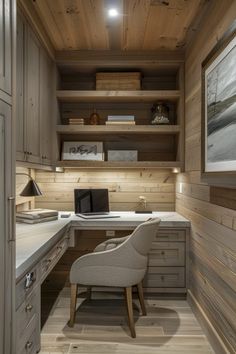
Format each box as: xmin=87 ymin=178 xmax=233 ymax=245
xmin=187 ymin=290 xmax=230 ymax=354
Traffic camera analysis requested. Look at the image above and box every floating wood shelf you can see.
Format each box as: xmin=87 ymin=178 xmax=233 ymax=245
xmin=56 ymin=160 xmax=181 ymax=169
xmin=56 ymin=124 xmax=181 ymax=135
xmin=56 ymin=90 xmax=180 ymax=103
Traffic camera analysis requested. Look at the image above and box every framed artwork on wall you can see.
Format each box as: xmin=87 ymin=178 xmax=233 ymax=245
xmin=202 ymin=24 xmax=236 ymax=176
xmin=62 ymin=141 xmax=104 ymax=161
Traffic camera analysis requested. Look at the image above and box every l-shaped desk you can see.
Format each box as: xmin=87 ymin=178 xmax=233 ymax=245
xmin=16 ymin=212 xmax=190 ymax=354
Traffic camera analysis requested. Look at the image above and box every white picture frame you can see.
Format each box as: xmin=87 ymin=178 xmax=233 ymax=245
xmin=62 ymin=141 xmax=104 ymax=161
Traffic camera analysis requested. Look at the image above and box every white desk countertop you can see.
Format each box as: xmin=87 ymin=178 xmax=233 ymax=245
xmin=16 ymin=211 xmax=190 ymax=281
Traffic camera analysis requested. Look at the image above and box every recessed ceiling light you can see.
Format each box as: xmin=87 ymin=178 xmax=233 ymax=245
xmin=108 ymin=8 xmax=119 ymax=17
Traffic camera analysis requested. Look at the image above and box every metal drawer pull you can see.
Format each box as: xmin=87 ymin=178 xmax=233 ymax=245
xmin=25 ymin=304 xmax=33 ymax=312
xmin=25 ymin=272 xmax=36 ymax=290
xmin=25 ymin=341 xmax=33 ymax=350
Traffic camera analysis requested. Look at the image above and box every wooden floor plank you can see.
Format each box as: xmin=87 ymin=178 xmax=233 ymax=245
xmin=40 ymin=288 xmax=214 ymax=354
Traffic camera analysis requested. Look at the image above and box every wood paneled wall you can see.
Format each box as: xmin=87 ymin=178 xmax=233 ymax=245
xmin=176 ymin=1 xmax=236 ymax=352
xmin=16 ymin=166 xmax=35 ymax=210
xmin=35 ymin=168 xmax=176 ymax=212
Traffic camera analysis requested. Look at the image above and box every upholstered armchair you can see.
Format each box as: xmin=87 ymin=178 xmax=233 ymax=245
xmin=69 ymin=217 xmax=161 ymax=337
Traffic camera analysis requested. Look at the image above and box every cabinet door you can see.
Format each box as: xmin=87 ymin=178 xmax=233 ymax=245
xmin=0 ymin=100 xmax=15 ymax=354
xmin=25 ymin=26 xmax=41 ymax=164
xmin=16 ymin=12 xmax=25 ymax=161
xmin=0 ymin=0 xmax=11 ymax=95
xmin=40 ymin=48 xmax=52 ymax=165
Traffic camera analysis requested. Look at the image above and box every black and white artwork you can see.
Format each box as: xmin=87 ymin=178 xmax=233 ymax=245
xmin=62 ymin=142 xmax=104 ymax=161
xmin=204 ymin=35 xmax=236 ymax=172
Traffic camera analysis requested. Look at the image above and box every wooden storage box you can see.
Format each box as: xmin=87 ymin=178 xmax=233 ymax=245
xmin=96 ymin=72 xmax=141 ymax=90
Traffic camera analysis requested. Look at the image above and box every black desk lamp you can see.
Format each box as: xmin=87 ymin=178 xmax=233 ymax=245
xmin=16 ymin=173 xmax=42 ymax=197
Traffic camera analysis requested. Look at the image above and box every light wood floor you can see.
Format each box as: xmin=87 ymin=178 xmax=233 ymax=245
xmin=40 ymin=288 xmax=214 ymax=354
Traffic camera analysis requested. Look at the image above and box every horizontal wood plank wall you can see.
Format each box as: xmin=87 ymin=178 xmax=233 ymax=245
xmin=176 ymin=1 xmax=236 ymax=353
xmin=35 ymin=168 xmax=176 ymax=211
xmin=16 ymin=166 xmax=35 ymax=210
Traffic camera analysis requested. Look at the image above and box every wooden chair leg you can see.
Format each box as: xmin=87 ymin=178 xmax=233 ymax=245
xmin=124 ymin=287 xmax=136 ymax=338
xmin=69 ymin=283 xmax=78 ymax=327
xmin=137 ymin=281 xmax=147 ymax=316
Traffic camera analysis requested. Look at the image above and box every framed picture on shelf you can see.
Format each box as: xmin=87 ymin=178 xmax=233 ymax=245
xmin=62 ymin=141 xmax=104 ymax=161
xmin=202 ymin=26 xmax=236 ymax=174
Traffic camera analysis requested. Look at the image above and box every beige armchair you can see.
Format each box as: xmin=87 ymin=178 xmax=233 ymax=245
xmin=69 ymin=217 xmax=161 ymax=337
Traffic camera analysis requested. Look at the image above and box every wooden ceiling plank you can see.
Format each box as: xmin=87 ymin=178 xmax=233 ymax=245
xmin=80 ymin=0 xmax=109 ymax=49
xmin=123 ymin=0 xmax=150 ymax=50
xmin=31 ymin=0 xmax=63 ymax=50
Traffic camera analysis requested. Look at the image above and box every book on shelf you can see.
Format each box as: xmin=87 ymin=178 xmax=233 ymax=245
xmin=16 ymin=216 xmax=58 ymax=224
xmin=16 ymin=208 xmax=58 ymax=220
xmin=68 ymin=118 xmax=85 ymax=125
xmin=105 ymin=121 xmax=136 ymax=125
xmin=107 ymin=115 xmax=135 ymax=121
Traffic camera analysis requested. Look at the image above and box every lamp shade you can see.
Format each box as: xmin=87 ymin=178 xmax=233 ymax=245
xmin=20 ymin=179 xmax=42 ymax=197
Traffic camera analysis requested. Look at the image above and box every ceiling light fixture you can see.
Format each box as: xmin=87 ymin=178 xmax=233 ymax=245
xmin=108 ymin=8 xmax=119 ymax=17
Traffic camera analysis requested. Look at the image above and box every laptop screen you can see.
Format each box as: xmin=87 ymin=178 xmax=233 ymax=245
xmin=74 ymin=189 xmax=109 ymax=214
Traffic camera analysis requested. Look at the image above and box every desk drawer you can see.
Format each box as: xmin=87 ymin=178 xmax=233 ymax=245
xmin=16 ymin=286 xmax=40 ymax=345
xmin=40 ymin=234 xmax=70 ymax=282
xmin=16 ymin=266 xmax=39 ymax=310
xmin=155 ymin=229 xmax=186 ymax=242
xmin=19 ymin=315 xmax=40 ymax=354
xmin=148 ymin=242 xmax=185 ymax=266
xmin=144 ymin=267 xmax=185 ymax=288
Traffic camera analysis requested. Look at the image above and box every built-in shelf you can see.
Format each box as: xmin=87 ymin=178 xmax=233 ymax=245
xmin=56 ymin=124 xmax=181 ymax=135
xmin=56 ymin=160 xmax=181 ymax=169
xmin=56 ymin=90 xmax=181 ymax=103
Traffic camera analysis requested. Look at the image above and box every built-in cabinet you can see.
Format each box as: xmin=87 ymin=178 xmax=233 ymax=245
xmin=0 ymin=2 xmax=15 ymax=353
xmin=16 ymin=11 xmax=53 ymax=166
xmin=0 ymin=0 xmax=12 ymax=96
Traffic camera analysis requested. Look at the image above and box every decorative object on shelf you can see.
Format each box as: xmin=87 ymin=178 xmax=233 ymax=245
xmin=107 ymin=150 xmax=138 ymax=161
xmin=151 ymin=102 xmax=170 ymax=125
xmin=16 ymin=172 xmax=42 ymax=196
xmin=68 ymin=118 xmax=84 ymax=125
xmin=202 ymin=27 xmax=236 ymax=173
xmin=96 ymin=72 xmax=141 ymax=90
xmin=62 ymin=141 xmax=104 ymax=161
xmin=89 ymin=109 xmax=100 ymax=125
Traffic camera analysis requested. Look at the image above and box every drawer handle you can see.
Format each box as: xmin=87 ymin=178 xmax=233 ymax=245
xmin=25 ymin=304 xmax=33 ymax=312
xmin=161 ymin=276 xmax=165 ymax=281
xmin=25 ymin=341 xmax=33 ymax=350
xmin=25 ymin=272 xmax=36 ymax=290
xmin=57 ymin=246 xmax=63 ymax=251
xmin=161 ymin=251 xmax=165 ymax=256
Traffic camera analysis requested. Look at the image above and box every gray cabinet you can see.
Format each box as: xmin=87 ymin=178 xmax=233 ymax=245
xmin=0 ymin=0 xmax=11 ymax=95
xmin=25 ymin=25 xmax=41 ymax=164
xmin=0 ymin=99 xmax=15 ymax=354
xmin=39 ymin=47 xmax=53 ymax=165
xmin=16 ymin=12 xmax=53 ymax=166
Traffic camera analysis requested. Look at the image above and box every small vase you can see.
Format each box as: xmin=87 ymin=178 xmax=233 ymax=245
xmin=89 ymin=109 xmax=100 ymax=125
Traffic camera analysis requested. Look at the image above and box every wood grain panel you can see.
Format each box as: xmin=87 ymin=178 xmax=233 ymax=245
xmin=176 ymin=1 xmax=236 ymax=352
xmin=35 ymin=168 xmax=176 ymax=212
xmin=30 ymin=0 xmax=209 ymax=51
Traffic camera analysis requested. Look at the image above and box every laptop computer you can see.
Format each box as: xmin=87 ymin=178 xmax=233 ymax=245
xmin=74 ymin=189 xmax=120 ymax=219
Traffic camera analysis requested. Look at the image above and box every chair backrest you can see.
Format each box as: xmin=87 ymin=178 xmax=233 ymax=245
xmin=129 ymin=218 xmax=161 ymax=256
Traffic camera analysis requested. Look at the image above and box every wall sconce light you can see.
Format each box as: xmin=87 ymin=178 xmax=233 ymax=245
xmin=16 ymin=173 xmax=42 ymax=197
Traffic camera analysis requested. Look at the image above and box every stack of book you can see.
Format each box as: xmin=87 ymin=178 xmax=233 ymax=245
xmin=105 ymin=115 xmax=135 ymax=125
xmin=68 ymin=118 xmax=84 ymax=125
xmin=16 ymin=209 xmax=59 ymax=224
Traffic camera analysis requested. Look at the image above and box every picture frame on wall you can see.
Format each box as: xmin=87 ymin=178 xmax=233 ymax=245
xmin=62 ymin=141 xmax=104 ymax=161
xmin=202 ymin=25 xmax=236 ymax=175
